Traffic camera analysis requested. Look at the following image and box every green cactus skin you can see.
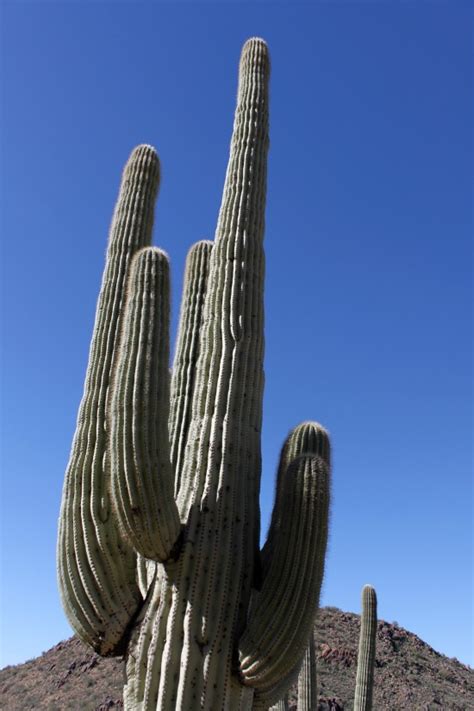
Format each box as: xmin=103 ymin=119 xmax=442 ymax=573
xmin=134 ymin=240 xmax=213 ymax=599
xmin=109 ymin=247 xmax=181 ymax=561
xmin=58 ymin=37 xmax=331 ymax=710
xmin=297 ymin=633 xmax=317 ymax=711
xmin=57 ymin=145 xmax=160 ymax=656
xmin=242 ymin=422 xmax=330 ymax=706
xmin=121 ymin=36 xmax=271 ymax=710
xmin=261 ymin=421 xmax=331 ymax=579
xmin=239 ymin=455 xmax=329 ymax=700
xmin=354 ymin=585 xmax=378 ymax=711
xmin=169 ymin=239 xmax=213 ymax=494
xmin=253 ymin=664 xmax=301 ymax=711
xmin=269 ymin=697 xmax=289 ymax=711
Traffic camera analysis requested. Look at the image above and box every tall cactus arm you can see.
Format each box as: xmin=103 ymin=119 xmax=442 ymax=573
xmin=354 ymin=585 xmax=378 ymax=711
xmin=57 ymin=145 xmax=160 ymax=655
xmin=108 ymin=247 xmax=181 ymax=561
xmin=239 ymin=453 xmax=330 ymax=695
xmin=297 ymin=633 xmax=317 ymax=710
xmin=132 ymin=241 xmax=212 ymax=607
xmin=254 ymin=423 xmax=329 ymax=705
xmin=261 ymin=421 xmax=331 ymax=580
xmin=169 ymin=240 xmax=213 ymax=494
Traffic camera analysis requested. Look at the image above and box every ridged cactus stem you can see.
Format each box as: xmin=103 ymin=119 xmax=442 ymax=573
xmin=121 ymin=37 xmax=270 ymax=710
xmin=297 ymin=633 xmax=317 ymax=711
xmin=261 ymin=421 xmax=331 ymax=578
xmin=169 ymin=240 xmax=213 ymax=494
xmin=354 ymin=585 xmax=378 ymax=711
xmin=109 ymin=247 xmax=181 ymax=561
xmin=240 ymin=454 xmax=330 ymax=699
xmin=240 ymin=423 xmax=330 ymax=706
xmin=57 ymin=145 xmax=159 ymax=655
xmin=135 ymin=240 xmax=213 ymax=598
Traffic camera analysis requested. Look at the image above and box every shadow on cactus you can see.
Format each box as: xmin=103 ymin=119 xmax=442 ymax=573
xmin=57 ymin=37 xmax=331 ymax=710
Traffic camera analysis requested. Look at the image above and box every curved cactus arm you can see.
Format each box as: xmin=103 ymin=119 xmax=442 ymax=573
xmin=108 ymin=247 xmax=181 ymax=561
xmin=354 ymin=585 xmax=378 ymax=711
xmin=261 ymin=421 xmax=331 ymax=581
xmin=57 ymin=145 xmax=159 ymax=656
xmin=169 ymin=240 xmax=213 ymax=494
xmin=297 ymin=632 xmax=317 ymax=710
xmin=238 ymin=453 xmax=330 ymax=695
xmin=251 ymin=641 xmax=302 ymax=709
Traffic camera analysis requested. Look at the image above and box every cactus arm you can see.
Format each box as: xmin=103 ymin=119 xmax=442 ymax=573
xmin=239 ymin=453 xmax=330 ymax=695
xmin=108 ymin=247 xmax=181 ymax=561
xmin=249 ymin=422 xmax=329 ymax=707
xmin=117 ymin=240 xmax=212 ymax=601
xmin=132 ymin=238 xmax=214 ymax=597
xmin=297 ymin=633 xmax=317 ymax=710
xmin=354 ymin=585 xmax=378 ymax=711
xmin=57 ymin=145 xmax=160 ymax=655
xmin=253 ymin=659 xmax=301 ymax=710
xmin=261 ymin=422 xmax=331 ymax=581
xmin=169 ymin=240 xmax=213 ymax=494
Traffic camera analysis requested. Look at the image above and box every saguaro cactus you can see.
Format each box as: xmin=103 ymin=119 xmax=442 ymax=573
xmin=354 ymin=585 xmax=378 ymax=711
xmin=297 ymin=633 xmax=317 ymax=710
xmin=58 ymin=38 xmax=331 ymax=710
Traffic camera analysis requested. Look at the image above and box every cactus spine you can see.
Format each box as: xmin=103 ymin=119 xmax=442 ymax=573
xmin=354 ymin=585 xmax=378 ymax=711
xmin=58 ymin=38 xmax=331 ymax=710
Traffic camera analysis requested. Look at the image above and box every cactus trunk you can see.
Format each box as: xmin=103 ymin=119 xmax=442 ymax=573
xmin=122 ymin=36 xmax=269 ymax=710
xmin=354 ymin=585 xmax=377 ymax=711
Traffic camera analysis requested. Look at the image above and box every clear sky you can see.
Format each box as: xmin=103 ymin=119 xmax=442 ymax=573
xmin=1 ymin=1 xmax=472 ymax=670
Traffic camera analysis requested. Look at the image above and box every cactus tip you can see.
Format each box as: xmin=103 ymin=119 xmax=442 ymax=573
xmin=240 ymin=37 xmax=270 ymax=72
xmin=125 ymin=144 xmax=160 ymax=179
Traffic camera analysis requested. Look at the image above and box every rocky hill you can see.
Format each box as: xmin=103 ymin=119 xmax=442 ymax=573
xmin=1 ymin=607 xmax=472 ymax=710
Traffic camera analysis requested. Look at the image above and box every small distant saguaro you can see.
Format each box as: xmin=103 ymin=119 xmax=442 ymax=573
xmin=354 ymin=585 xmax=378 ymax=711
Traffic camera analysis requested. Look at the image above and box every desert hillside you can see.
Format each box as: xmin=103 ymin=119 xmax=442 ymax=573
xmin=1 ymin=607 xmax=472 ymax=710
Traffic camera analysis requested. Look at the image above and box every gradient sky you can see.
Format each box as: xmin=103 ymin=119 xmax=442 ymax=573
xmin=1 ymin=1 xmax=472 ymax=670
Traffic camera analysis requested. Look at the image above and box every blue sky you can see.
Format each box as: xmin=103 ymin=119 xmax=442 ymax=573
xmin=1 ymin=1 xmax=472 ymax=670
